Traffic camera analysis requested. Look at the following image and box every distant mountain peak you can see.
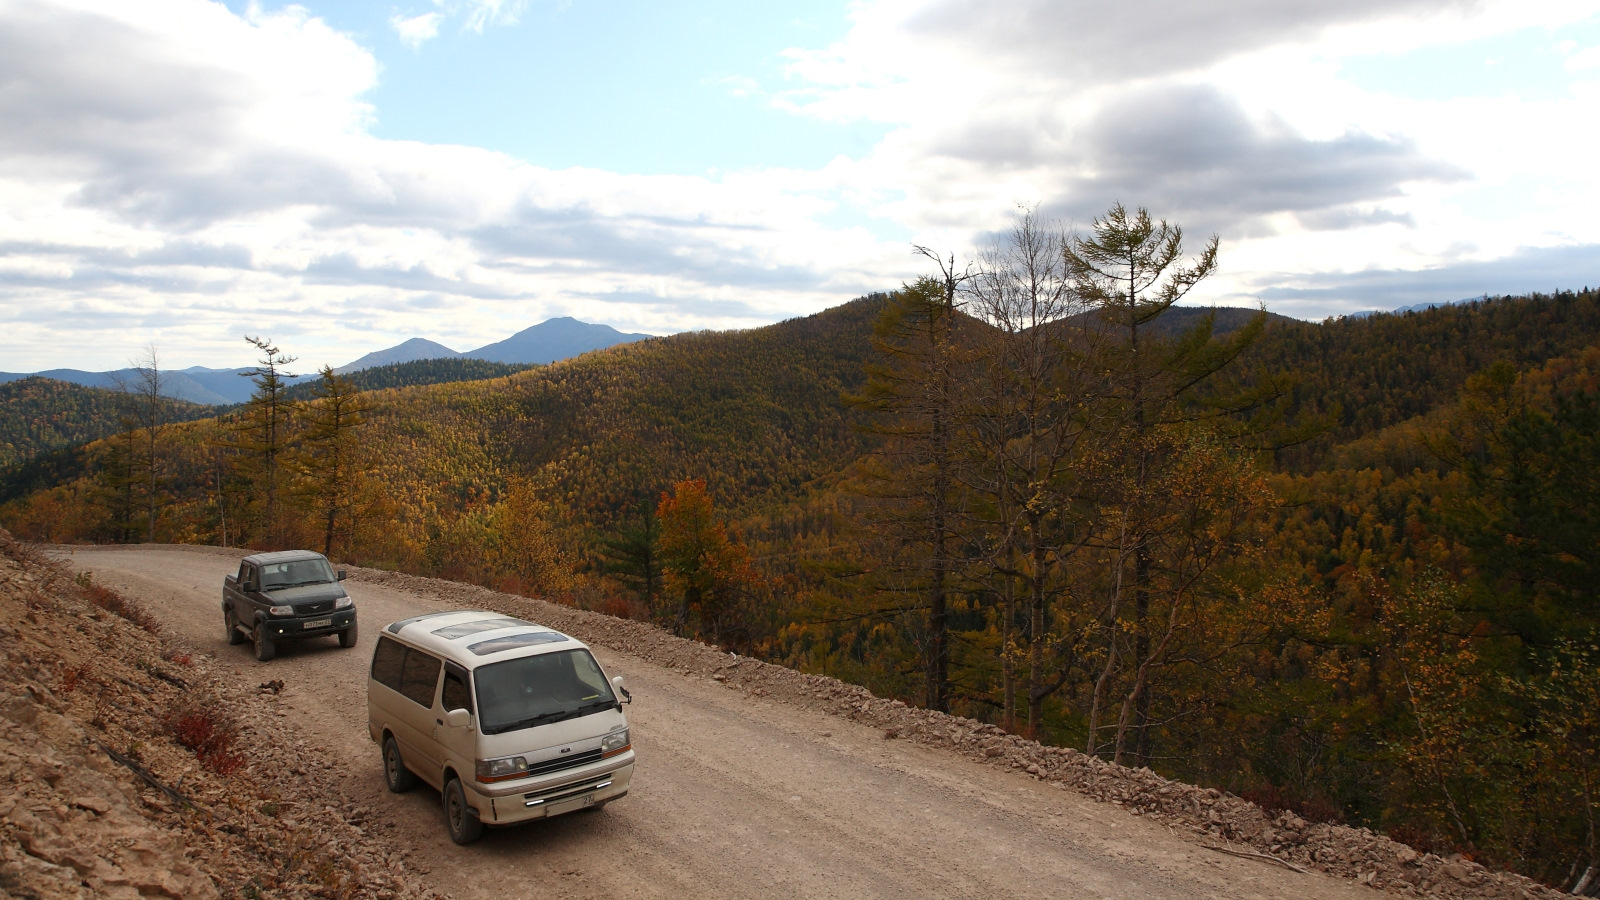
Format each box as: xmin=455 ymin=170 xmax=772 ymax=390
xmin=464 ymin=318 xmax=651 ymax=365
xmin=334 ymin=338 xmax=460 ymax=375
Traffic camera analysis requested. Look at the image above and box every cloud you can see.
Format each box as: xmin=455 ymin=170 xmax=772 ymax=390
xmin=0 ymin=0 xmax=905 ymax=370
xmin=1040 ymin=84 xmax=1464 ymax=235
xmin=460 ymin=0 xmax=525 ymax=33
xmin=1566 ymin=45 xmax=1600 ymax=71
xmin=1249 ymin=243 xmax=1600 ymax=316
xmin=1 ymin=0 xmax=1596 ymax=371
xmin=901 ymin=0 xmax=1472 ymax=84
xmin=390 ymin=12 xmax=443 ymax=49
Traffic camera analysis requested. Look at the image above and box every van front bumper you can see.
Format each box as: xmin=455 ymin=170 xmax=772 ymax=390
xmin=471 ymin=752 xmax=634 ymax=825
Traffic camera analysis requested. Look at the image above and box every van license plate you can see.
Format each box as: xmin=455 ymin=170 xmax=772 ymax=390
xmin=547 ymin=795 xmax=593 ymax=816
xmin=303 ymin=618 xmax=332 ymax=629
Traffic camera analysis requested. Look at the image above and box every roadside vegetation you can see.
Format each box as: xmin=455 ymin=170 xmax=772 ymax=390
xmin=6 ymin=202 xmax=1600 ymax=891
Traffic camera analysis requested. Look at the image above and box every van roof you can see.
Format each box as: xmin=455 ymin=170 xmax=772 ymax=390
xmin=380 ymin=609 xmax=584 ymax=669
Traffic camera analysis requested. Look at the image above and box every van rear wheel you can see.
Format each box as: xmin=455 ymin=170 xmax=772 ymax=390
xmin=444 ymin=777 xmax=483 ymax=845
xmin=382 ymin=737 xmax=416 ymax=793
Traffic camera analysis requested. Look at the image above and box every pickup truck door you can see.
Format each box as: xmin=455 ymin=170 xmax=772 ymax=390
xmin=232 ymin=562 xmax=259 ymax=623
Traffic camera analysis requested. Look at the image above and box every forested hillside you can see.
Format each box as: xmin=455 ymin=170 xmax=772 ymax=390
xmin=1248 ymin=290 xmax=1600 ymax=468
xmin=0 ymin=377 xmax=214 ymax=468
xmin=281 ymin=357 xmax=537 ymax=401
xmin=8 ymin=284 xmax=1600 ymax=890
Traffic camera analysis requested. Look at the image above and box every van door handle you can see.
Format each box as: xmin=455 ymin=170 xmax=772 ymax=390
xmin=435 ymin=719 xmax=443 ymax=725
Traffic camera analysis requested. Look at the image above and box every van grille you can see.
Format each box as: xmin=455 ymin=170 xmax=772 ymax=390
xmin=527 ymin=749 xmax=603 ymax=778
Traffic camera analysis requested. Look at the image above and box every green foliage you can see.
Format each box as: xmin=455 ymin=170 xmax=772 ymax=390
xmin=280 ymin=357 xmax=535 ymax=401
xmin=0 ymin=376 xmax=213 ymax=469
xmin=1248 ymin=289 xmax=1600 ymax=470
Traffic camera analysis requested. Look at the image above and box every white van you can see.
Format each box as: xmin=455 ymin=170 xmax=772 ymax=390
xmin=367 ymin=610 xmax=634 ymax=844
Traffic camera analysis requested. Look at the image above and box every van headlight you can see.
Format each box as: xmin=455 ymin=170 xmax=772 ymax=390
xmin=334 ymin=596 xmax=353 ymax=609
xmin=601 ymin=728 xmax=630 ymax=757
xmin=476 ymin=755 xmax=529 ymax=783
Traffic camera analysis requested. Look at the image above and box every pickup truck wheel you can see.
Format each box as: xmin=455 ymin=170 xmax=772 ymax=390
xmin=383 ymin=737 xmax=417 ymax=793
xmin=224 ymin=608 xmax=245 ymax=645
xmin=444 ymin=777 xmax=483 ymax=845
xmin=253 ymin=623 xmax=276 ymax=662
xmin=338 ymin=624 xmax=358 ymax=648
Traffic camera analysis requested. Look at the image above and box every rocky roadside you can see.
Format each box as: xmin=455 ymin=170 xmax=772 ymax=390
xmin=350 ymin=563 xmax=1567 ymax=900
xmin=0 ymin=529 xmax=447 ymax=900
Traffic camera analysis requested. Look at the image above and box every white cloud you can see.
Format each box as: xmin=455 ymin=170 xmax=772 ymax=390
xmin=1567 ymin=45 xmax=1600 ymax=70
xmin=390 ymin=11 xmax=443 ymax=49
xmin=0 ymin=0 xmax=908 ymax=371
xmin=4 ymin=0 xmax=1600 ymax=369
xmin=460 ymin=0 xmax=524 ymax=33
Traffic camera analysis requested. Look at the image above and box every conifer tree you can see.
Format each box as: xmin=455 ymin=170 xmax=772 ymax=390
xmin=234 ymin=336 xmax=297 ymax=546
xmin=294 ymin=365 xmax=372 ymax=556
xmin=848 ymin=253 xmax=968 ymax=713
xmin=599 ymin=499 xmax=662 ymax=611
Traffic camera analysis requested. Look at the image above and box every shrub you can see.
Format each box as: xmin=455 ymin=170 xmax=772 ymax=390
xmin=80 ymin=579 xmax=160 ymax=634
xmin=168 ymin=707 xmax=246 ymax=775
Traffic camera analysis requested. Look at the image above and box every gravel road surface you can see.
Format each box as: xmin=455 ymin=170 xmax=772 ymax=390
xmin=53 ymin=545 xmax=1371 ymax=900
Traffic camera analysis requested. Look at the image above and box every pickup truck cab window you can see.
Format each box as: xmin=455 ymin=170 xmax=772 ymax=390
xmin=260 ymin=558 xmax=337 ymax=590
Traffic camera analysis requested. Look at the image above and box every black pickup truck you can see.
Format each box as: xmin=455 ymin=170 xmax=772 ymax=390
xmin=223 ymin=550 xmax=358 ymax=661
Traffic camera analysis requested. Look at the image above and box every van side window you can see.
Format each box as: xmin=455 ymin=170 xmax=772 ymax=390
xmin=398 ymin=648 xmax=443 ymax=708
xmin=371 ymin=636 xmax=407 ymax=690
xmin=442 ymin=670 xmax=473 ymax=714
xmin=236 ymin=562 xmax=250 ymax=584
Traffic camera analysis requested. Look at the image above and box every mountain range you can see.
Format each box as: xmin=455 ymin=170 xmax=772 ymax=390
xmin=0 ymin=317 xmax=651 ymax=405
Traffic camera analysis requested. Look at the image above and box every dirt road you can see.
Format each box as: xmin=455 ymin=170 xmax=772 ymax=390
xmin=52 ymin=545 xmax=1370 ymax=900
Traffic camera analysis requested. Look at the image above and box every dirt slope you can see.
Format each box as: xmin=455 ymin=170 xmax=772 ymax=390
xmin=46 ymin=544 xmax=1558 ymax=900
xmin=0 ymin=532 xmax=443 ymax=899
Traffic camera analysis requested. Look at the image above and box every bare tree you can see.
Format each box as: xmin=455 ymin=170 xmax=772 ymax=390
xmin=111 ymin=345 xmax=170 ymax=543
xmin=963 ymin=208 xmax=1104 ymax=736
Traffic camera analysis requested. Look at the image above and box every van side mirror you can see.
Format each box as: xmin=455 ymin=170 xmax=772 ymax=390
xmin=612 ymin=675 xmax=631 ymax=704
xmin=445 ymin=708 xmax=471 ymax=728
xmin=337 ymin=569 xmax=347 ymax=581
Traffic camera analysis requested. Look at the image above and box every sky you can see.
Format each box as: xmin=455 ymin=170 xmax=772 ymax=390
xmin=3 ymin=0 xmax=1600 ymax=371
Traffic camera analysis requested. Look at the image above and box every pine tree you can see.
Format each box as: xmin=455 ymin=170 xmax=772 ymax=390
xmin=847 ymin=253 xmax=969 ymax=712
xmin=294 ymin=365 xmax=373 ymax=556
xmin=233 ymin=336 xmax=298 ymax=547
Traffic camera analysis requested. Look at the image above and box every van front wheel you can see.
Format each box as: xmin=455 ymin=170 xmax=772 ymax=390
xmin=383 ymin=737 xmax=416 ymax=793
xmin=444 ymin=778 xmax=483 ymax=845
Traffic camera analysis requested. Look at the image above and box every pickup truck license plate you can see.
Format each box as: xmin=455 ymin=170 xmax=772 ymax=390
xmin=303 ymin=618 xmax=332 ymax=629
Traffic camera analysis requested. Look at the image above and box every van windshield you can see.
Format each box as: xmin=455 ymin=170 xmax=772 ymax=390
xmin=473 ymin=649 xmax=616 ymax=735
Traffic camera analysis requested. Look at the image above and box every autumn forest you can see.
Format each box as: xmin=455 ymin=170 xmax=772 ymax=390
xmin=6 ymin=205 xmax=1600 ymax=892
